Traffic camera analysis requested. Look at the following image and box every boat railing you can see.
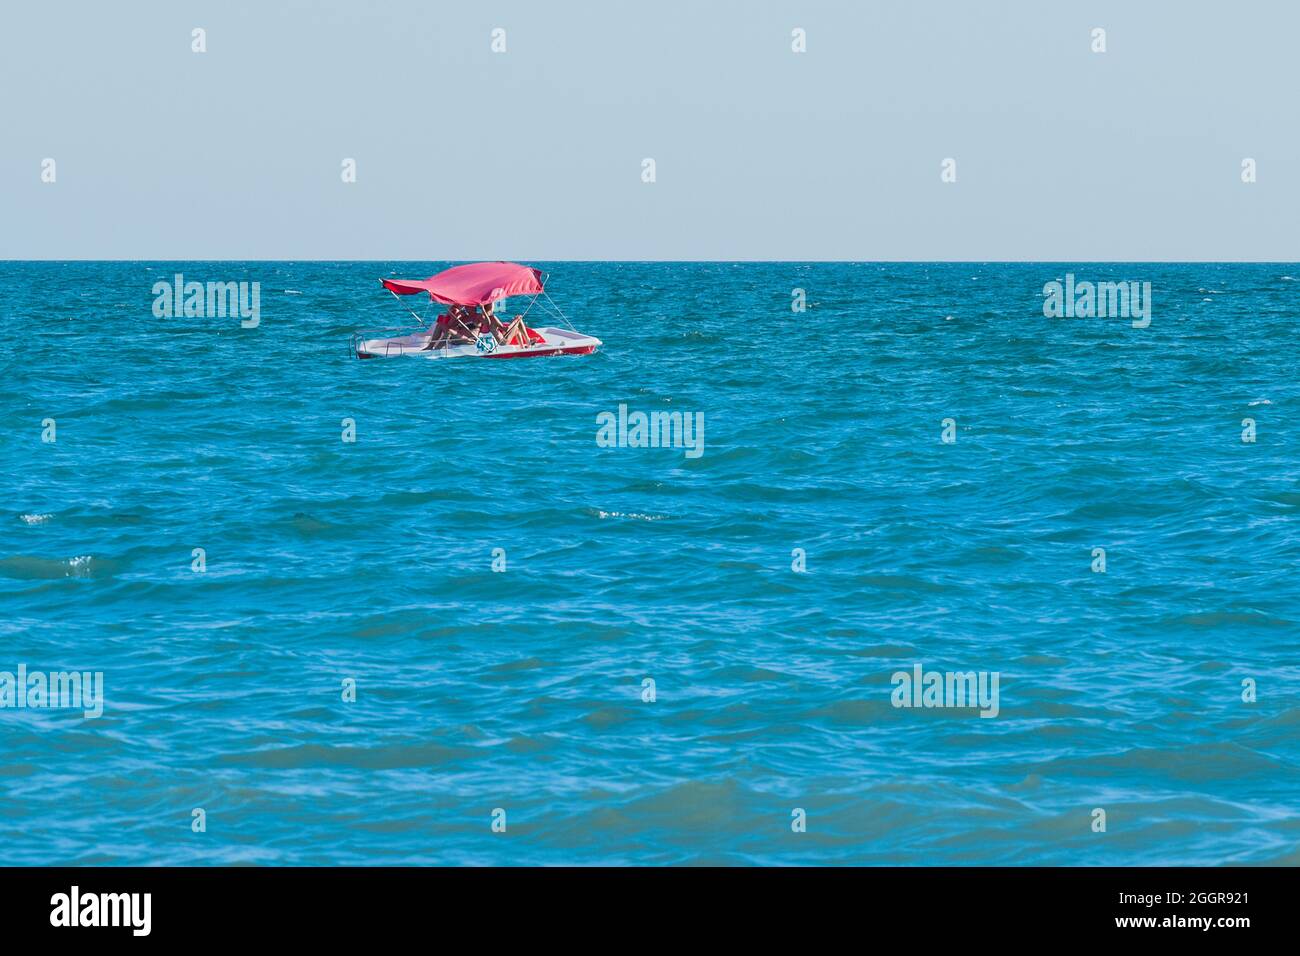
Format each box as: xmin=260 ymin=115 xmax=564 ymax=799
xmin=349 ymin=326 xmax=429 ymax=359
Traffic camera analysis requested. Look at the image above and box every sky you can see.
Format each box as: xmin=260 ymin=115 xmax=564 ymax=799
xmin=1 ymin=0 xmax=1296 ymax=260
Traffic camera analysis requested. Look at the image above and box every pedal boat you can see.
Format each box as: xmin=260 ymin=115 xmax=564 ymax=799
xmin=351 ymin=262 xmax=601 ymax=360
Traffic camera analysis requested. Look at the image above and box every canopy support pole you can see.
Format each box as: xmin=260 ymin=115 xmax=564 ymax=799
xmin=389 ymin=289 xmax=428 ymax=328
xmin=541 ymin=290 xmax=579 ymax=332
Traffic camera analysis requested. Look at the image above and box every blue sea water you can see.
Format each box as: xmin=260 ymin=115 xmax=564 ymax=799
xmin=1 ymin=261 xmax=1297 ymax=866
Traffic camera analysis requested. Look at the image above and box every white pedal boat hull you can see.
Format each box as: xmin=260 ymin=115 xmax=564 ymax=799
xmin=354 ymin=326 xmax=601 ymax=360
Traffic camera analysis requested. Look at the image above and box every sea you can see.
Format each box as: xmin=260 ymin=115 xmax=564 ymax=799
xmin=1 ymin=261 xmax=1297 ymax=865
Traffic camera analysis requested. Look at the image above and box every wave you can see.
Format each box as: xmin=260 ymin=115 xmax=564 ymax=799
xmin=0 ymin=554 xmax=99 ymax=580
xmin=591 ymin=509 xmax=668 ymax=521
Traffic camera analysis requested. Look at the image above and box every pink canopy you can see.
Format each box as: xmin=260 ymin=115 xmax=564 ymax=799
xmin=380 ymin=262 xmax=543 ymax=306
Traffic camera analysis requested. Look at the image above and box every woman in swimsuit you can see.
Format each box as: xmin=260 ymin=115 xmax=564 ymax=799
xmin=480 ymin=302 xmax=510 ymax=343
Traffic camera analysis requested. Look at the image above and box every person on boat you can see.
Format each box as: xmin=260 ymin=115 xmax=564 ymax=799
xmin=479 ymin=302 xmax=510 ymax=343
xmin=423 ymin=307 xmax=458 ymax=349
xmin=500 ymin=312 xmax=537 ymax=346
xmin=450 ymin=305 xmax=482 ymax=343
xmin=423 ymin=304 xmax=475 ymax=349
xmin=423 ymin=311 xmax=451 ymax=349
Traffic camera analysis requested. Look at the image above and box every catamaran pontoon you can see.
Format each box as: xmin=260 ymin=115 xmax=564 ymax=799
xmin=351 ymin=261 xmax=601 ymax=360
